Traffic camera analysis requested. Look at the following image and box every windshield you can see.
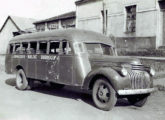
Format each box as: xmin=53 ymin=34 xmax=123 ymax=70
xmin=85 ymin=43 xmax=115 ymax=55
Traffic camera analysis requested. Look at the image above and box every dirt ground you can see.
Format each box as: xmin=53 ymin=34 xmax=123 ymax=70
xmin=0 ymin=56 xmax=165 ymax=120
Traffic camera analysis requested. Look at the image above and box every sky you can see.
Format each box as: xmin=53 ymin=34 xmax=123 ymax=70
xmin=0 ymin=0 xmax=76 ymax=28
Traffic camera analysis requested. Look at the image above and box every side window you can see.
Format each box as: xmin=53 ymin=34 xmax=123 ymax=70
xmin=37 ymin=41 xmax=47 ymax=54
xmin=62 ymin=41 xmax=72 ymax=54
xmin=49 ymin=41 xmax=60 ymax=54
xmin=15 ymin=43 xmax=21 ymax=54
xmin=27 ymin=42 xmax=37 ymax=54
xmin=21 ymin=42 xmax=28 ymax=54
xmin=101 ymin=44 xmax=114 ymax=55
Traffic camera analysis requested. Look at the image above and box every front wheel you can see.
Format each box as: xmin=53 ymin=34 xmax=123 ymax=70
xmin=92 ymin=78 xmax=117 ymax=111
xmin=127 ymin=94 xmax=149 ymax=107
xmin=16 ymin=69 xmax=31 ymax=90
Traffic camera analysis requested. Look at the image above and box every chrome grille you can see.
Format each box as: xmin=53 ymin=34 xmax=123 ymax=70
xmin=131 ymin=64 xmax=146 ymax=71
xmin=128 ymin=71 xmax=150 ymax=89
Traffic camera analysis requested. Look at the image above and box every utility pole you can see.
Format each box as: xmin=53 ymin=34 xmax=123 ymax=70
xmin=102 ymin=0 xmax=107 ymax=35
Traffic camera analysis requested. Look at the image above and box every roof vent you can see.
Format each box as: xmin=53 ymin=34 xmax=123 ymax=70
xmin=13 ymin=31 xmax=32 ymax=37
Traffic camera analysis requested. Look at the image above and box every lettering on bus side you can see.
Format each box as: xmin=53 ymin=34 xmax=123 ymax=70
xmin=12 ymin=55 xmax=25 ymax=59
xmin=12 ymin=55 xmax=58 ymax=60
xmin=27 ymin=55 xmax=37 ymax=59
xmin=41 ymin=55 xmax=57 ymax=60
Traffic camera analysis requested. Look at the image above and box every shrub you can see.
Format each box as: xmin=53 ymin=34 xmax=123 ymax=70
xmin=118 ymin=49 xmax=165 ymax=57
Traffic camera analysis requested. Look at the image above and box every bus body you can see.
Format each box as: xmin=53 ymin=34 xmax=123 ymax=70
xmin=5 ymin=29 xmax=156 ymax=111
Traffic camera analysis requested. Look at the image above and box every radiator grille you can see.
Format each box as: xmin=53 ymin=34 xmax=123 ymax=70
xmin=128 ymin=71 xmax=150 ymax=89
xmin=131 ymin=64 xmax=146 ymax=71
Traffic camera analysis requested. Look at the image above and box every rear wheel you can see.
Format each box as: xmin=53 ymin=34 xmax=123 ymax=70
xmin=16 ymin=69 xmax=32 ymax=90
xmin=92 ymin=78 xmax=117 ymax=111
xmin=127 ymin=94 xmax=149 ymax=107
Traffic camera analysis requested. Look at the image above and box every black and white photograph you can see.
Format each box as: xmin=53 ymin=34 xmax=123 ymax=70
xmin=0 ymin=0 xmax=165 ymax=120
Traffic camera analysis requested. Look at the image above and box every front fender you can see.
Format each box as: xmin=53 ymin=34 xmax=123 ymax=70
xmin=82 ymin=67 xmax=130 ymax=91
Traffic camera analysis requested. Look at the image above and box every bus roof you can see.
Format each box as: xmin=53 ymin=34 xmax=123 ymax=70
xmin=10 ymin=29 xmax=114 ymax=46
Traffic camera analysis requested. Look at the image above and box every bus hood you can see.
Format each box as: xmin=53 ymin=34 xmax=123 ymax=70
xmin=89 ymin=55 xmax=141 ymax=66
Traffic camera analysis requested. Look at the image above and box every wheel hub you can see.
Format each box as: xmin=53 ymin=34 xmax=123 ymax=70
xmin=97 ymin=84 xmax=110 ymax=103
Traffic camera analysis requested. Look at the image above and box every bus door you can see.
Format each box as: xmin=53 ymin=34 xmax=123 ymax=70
xmin=36 ymin=41 xmax=48 ymax=81
xmin=58 ymin=41 xmax=73 ymax=85
xmin=47 ymin=41 xmax=60 ymax=82
xmin=27 ymin=42 xmax=37 ymax=79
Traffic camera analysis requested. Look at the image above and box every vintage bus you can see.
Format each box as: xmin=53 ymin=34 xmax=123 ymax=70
xmin=5 ymin=29 xmax=156 ymax=111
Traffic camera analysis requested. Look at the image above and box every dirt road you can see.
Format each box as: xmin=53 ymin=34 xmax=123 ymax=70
xmin=0 ymin=71 xmax=165 ymax=120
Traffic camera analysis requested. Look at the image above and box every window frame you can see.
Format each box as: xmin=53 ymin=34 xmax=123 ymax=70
xmin=84 ymin=42 xmax=115 ymax=56
xmin=21 ymin=42 xmax=29 ymax=54
xmin=124 ymin=4 xmax=137 ymax=33
xmin=27 ymin=42 xmax=37 ymax=54
xmin=14 ymin=43 xmax=21 ymax=54
xmin=61 ymin=40 xmax=72 ymax=55
xmin=49 ymin=40 xmax=61 ymax=55
xmin=36 ymin=41 xmax=48 ymax=54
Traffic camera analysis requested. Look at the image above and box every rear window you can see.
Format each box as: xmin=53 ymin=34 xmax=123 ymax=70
xmin=9 ymin=44 xmax=14 ymax=54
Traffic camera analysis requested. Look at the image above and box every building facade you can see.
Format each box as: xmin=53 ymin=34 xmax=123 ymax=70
xmin=76 ymin=0 xmax=165 ymax=51
xmin=33 ymin=11 xmax=76 ymax=32
xmin=0 ymin=16 xmax=35 ymax=54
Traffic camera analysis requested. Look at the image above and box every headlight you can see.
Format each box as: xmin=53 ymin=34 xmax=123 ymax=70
xmin=121 ymin=67 xmax=128 ymax=76
xmin=150 ymin=67 xmax=155 ymax=76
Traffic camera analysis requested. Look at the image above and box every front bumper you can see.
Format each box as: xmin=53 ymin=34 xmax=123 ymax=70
xmin=117 ymin=87 xmax=157 ymax=95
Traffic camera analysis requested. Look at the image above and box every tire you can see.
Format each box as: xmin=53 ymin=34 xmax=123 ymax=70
xmin=50 ymin=82 xmax=65 ymax=89
xmin=92 ymin=78 xmax=117 ymax=111
xmin=127 ymin=94 xmax=149 ymax=107
xmin=16 ymin=69 xmax=31 ymax=90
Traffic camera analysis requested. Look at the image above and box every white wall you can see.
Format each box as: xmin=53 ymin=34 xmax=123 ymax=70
xmin=0 ymin=19 xmax=18 ymax=54
xmin=76 ymin=0 xmax=158 ymax=36
xmin=76 ymin=0 xmax=160 ymax=49
xmin=105 ymin=0 xmax=157 ymax=37
xmin=76 ymin=0 xmax=158 ymax=38
xmin=76 ymin=0 xmax=103 ymax=33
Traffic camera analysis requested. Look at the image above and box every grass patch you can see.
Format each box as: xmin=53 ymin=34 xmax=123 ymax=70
xmin=154 ymin=85 xmax=165 ymax=91
xmin=118 ymin=49 xmax=165 ymax=57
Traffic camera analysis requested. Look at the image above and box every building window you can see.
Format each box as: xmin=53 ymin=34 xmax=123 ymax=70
xmin=48 ymin=22 xmax=59 ymax=30
xmin=36 ymin=24 xmax=45 ymax=32
xmin=125 ymin=5 xmax=136 ymax=33
xmin=61 ymin=19 xmax=75 ymax=29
